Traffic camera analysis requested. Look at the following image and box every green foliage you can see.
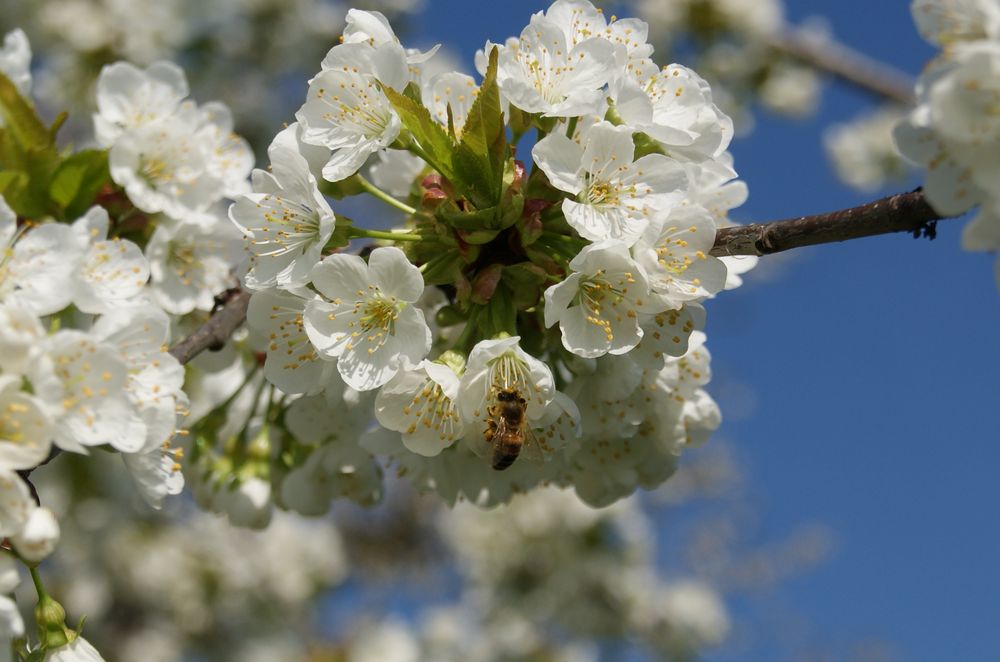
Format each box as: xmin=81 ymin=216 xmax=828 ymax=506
xmin=49 ymin=150 xmax=110 ymax=219
xmin=0 ymin=72 xmax=110 ymax=221
xmin=453 ymin=46 xmax=506 ymax=210
xmin=319 ymin=173 xmax=367 ymax=200
xmin=383 ymin=84 xmax=456 ymax=182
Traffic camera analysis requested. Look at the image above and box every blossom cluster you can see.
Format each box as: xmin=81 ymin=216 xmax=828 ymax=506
xmin=896 ymin=0 xmax=1000 ymax=288
xmin=227 ymin=1 xmax=750 ymax=511
xmin=0 ymin=28 xmax=258 ymax=658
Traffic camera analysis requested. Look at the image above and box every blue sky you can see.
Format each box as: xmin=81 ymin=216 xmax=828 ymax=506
xmin=410 ymin=1 xmax=1000 ymax=659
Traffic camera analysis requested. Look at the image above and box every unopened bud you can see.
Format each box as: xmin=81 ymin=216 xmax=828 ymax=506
xmin=34 ymin=595 xmax=71 ymax=650
xmin=511 ymin=160 xmax=526 ymax=192
xmin=421 ymin=173 xmax=444 ymax=190
xmin=471 ymin=264 xmax=504 ymax=305
xmin=421 ymin=186 xmax=448 ymax=210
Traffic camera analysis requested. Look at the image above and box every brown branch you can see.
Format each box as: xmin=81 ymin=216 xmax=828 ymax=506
xmin=711 ymin=189 xmax=948 ymax=257
xmin=168 ymin=287 xmax=251 ymax=365
xmin=162 ymin=192 xmax=951 ymax=365
xmin=765 ymin=27 xmax=916 ymax=106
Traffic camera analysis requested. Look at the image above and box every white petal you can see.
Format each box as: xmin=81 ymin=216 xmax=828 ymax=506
xmin=531 ymin=133 xmax=584 ymax=195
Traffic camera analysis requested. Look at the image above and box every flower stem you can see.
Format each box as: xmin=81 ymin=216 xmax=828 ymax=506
xmin=356 ymin=175 xmax=417 ymax=216
xmin=29 ymin=565 xmax=49 ymax=602
xmin=348 ymin=228 xmax=424 ymax=242
xmin=564 ymin=116 xmax=578 ymax=138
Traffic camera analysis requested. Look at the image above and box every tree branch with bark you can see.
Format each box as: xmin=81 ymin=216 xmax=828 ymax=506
xmin=167 ymin=190 xmax=952 ymax=366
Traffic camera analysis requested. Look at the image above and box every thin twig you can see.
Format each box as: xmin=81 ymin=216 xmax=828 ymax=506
xmin=164 ymin=191 xmax=951 ymax=364
xmin=711 ymin=189 xmax=947 ymax=257
xmin=168 ymin=287 xmax=251 ymax=365
xmin=765 ymin=27 xmax=916 ymax=106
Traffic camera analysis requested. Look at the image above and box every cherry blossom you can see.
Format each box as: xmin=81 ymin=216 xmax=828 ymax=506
xmin=304 ymin=246 xmax=432 ymax=391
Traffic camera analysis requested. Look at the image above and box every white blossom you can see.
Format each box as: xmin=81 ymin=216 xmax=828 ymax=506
xmin=895 ymin=41 xmax=1000 ymax=216
xmin=304 ymin=246 xmax=432 ymax=391
xmin=613 ymin=59 xmax=733 ymax=161
xmin=70 ymin=206 xmax=150 ymax=314
xmin=895 ymin=37 xmax=1000 ymax=288
xmin=90 ymin=306 xmax=187 ymax=506
xmin=911 ymin=0 xmax=1000 ymax=46
xmin=0 ymin=29 xmax=31 ymax=95
xmin=108 ymin=111 xmax=219 ymax=219
xmin=341 ymin=8 xmax=439 ymax=69
xmin=0 ymin=303 xmax=45 ymax=375
xmin=422 ymin=71 xmax=478 ymax=136
xmin=374 ymin=359 xmax=464 ymax=456
xmin=145 ymin=215 xmax=242 ymax=315
xmin=544 ymin=240 xmax=663 ymax=357
xmin=633 ymin=205 xmax=728 ymax=305
xmin=230 ymin=124 xmax=336 ymax=291
xmin=658 ymin=580 xmax=730 ymax=647
xmin=0 ymin=469 xmax=33 ymax=537
xmin=247 ymin=289 xmax=337 ymax=395
xmin=194 ymin=101 xmax=254 ymax=199
xmin=28 ymin=330 xmax=146 ymax=454
xmin=0 ymin=555 xmax=23 ymax=642
xmin=532 ymin=121 xmax=688 ymax=246
xmin=368 ymin=149 xmax=426 ymax=198
xmin=11 ymin=506 xmax=60 ymax=563
xmin=825 ymin=107 xmax=910 ymax=192
xmin=0 ymin=198 xmax=82 ymax=316
xmin=93 ymin=60 xmax=189 ymax=147
xmin=457 ymin=336 xmax=557 ymax=429
xmin=758 ymin=63 xmax=821 ymax=117
xmin=492 ymin=11 xmax=617 ymax=117
xmin=297 ymin=42 xmax=408 ymax=182
xmin=681 ymin=154 xmax=756 ymax=290
xmin=0 ymin=375 xmax=52 ymax=471
xmin=43 ymin=636 xmax=107 ymax=662
xmin=222 ymin=477 xmax=274 ymax=530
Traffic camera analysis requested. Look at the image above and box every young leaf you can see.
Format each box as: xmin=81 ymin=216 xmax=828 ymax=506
xmin=49 ymin=150 xmax=110 ymax=219
xmin=453 ymin=46 xmax=506 ymax=210
xmin=382 ymin=85 xmax=456 ymax=181
xmin=0 ymin=71 xmax=51 ymax=152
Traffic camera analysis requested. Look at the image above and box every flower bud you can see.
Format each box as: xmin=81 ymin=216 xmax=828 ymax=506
xmin=421 ymin=186 xmax=448 ymax=210
xmin=34 ymin=595 xmax=70 ymax=651
xmin=510 ymin=160 xmax=526 ymax=192
xmin=13 ymin=507 xmax=60 ymax=563
xmin=471 ymin=264 xmax=504 ymax=305
xmin=224 ymin=477 xmax=273 ymax=530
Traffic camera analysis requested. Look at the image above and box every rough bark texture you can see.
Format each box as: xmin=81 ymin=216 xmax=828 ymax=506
xmin=168 ymin=287 xmax=251 ymax=365
xmin=711 ymin=189 xmax=946 ymax=257
xmin=166 ymin=191 xmax=951 ymax=365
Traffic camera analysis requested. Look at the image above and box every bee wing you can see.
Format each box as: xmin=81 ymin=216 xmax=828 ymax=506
xmin=519 ymin=423 xmax=549 ymax=463
xmin=470 ymin=414 xmax=505 ymax=459
xmin=469 ymin=429 xmax=492 ymax=459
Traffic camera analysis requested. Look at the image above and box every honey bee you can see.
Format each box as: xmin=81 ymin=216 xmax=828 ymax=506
xmin=483 ymin=387 xmax=546 ymax=471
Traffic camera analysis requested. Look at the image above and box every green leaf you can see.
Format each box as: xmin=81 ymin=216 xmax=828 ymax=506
xmin=419 ymin=250 xmax=464 ymax=286
xmin=0 ymin=73 xmax=65 ymax=218
xmin=0 ymin=71 xmax=50 ymax=151
xmin=382 ymin=85 xmax=456 ymax=181
xmin=49 ymin=149 xmax=110 ymax=219
xmin=482 ymin=284 xmax=517 ymax=336
xmin=453 ymin=46 xmax=507 ymax=209
xmin=437 ymin=204 xmax=499 ymax=231
xmin=0 ymin=169 xmax=27 ymax=199
xmin=318 ymin=173 xmax=367 ymax=200
xmin=501 ymin=262 xmax=548 ymax=309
